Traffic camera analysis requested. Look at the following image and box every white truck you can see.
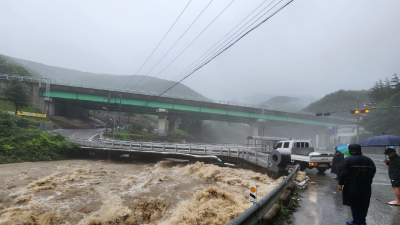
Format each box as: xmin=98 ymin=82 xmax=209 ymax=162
xmin=274 ymin=139 xmax=333 ymax=173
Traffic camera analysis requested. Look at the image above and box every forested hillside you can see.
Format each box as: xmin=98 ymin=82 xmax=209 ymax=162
xmin=362 ymin=74 xmax=400 ymax=136
xmin=0 ymin=55 xmax=38 ymax=77
xmin=302 ymin=90 xmax=369 ymax=118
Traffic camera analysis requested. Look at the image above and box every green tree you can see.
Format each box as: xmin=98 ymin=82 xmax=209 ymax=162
xmin=2 ymin=78 xmax=31 ymax=114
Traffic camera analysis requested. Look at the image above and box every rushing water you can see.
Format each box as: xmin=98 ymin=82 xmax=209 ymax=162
xmin=0 ymin=159 xmax=279 ymax=224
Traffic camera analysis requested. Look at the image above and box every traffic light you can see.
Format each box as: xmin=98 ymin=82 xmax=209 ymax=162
xmin=351 ymin=109 xmax=370 ymax=114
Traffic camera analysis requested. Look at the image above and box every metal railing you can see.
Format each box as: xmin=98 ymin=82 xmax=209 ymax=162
xmin=228 ymin=164 xmax=299 ymax=225
xmin=0 ymin=74 xmax=357 ymax=122
xmin=67 ymin=138 xmax=271 ymax=168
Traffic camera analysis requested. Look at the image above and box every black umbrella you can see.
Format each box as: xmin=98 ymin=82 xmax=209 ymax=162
xmin=359 ymin=135 xmax=400 ymax=159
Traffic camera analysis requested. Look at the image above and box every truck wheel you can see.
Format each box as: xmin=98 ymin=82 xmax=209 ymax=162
xmin=295 ymin=161 xmax=307 ymax=171
xmin=317 ymin=168 xmax=327 ymax=173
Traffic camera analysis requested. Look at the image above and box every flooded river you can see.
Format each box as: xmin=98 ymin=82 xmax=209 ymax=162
xmin=0 ymin=159 xmax=278 ymax=224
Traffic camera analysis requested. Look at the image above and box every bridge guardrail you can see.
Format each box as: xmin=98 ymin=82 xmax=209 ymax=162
xmin=66 ymin=138 xmax=271 ymax=168
xmin=228 ymin=164 xmax=299 ymax=225
xmin=0 ymin=74 xmax=357 ymax=122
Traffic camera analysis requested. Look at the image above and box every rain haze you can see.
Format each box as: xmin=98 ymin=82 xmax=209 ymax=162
xmin=1 ymin=0 xmax=399 ymax=101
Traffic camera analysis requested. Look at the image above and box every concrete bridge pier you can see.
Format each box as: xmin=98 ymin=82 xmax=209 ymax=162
xmin=168 ymin=115 xmax=176 ymax=136
xmin=156 ymin=108 xmax=167 ymax=136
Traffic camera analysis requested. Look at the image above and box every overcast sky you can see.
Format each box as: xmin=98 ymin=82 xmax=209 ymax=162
xmin=1 ymin=0 xmax=399 ymax=101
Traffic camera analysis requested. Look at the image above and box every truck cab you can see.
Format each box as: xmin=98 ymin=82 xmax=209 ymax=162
xmin=274 ymin=139 xmax=333 ymax=173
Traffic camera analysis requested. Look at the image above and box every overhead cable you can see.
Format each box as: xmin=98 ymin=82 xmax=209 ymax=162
xmin=155 ymin=0 xmax=294 ymax=98
xmin=130 ymin=0 xmax=214 ymax=90
xmin=122 ymin=0 xmax=192 ymax=89
xmin=155 ymin=0 xmax=284 ymax=97
xmin=156 ymin=0 xmax=276 ymax=94
xmin=138 ymin=0 xmax=236 ymax=90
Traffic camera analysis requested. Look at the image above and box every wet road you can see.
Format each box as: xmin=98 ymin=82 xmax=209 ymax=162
xmin=54 ymin=128 xmax=104 ymax=140
xmin=294 ymin=153 xmax=400 ymax=225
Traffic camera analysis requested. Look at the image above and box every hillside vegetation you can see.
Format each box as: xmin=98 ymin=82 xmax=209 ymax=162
xmin=0 ymin=111 xmax=77 ymax=164
xmin=302 ymin=90 xmax=369 ymax=118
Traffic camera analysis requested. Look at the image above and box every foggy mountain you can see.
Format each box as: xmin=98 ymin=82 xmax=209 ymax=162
xmin=230 ymin=93 xmax=275 ymax=105
xmin=5 ymin=55 xmax=206 ymax=100
xmin=258 ymin=96 xmax=315 ymax=111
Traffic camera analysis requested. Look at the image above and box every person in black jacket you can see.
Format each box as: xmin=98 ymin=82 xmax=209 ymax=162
xmin=331 ymin=146 xmax=345 ymax=179
xmin=383 ymin=148 xmax=400 ymax=206
xmin=338 ymin=144 xmax=376 ymax=225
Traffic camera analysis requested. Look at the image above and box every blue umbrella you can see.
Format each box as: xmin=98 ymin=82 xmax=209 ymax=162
xmin=359 ymin=135 xmax=400 ymax=147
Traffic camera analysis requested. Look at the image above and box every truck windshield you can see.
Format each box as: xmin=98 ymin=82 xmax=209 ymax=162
xmin=275 ymin=143 xmax=282 ymax=148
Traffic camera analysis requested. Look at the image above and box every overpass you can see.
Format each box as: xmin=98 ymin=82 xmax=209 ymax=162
xmin=0 ymin=75 xmax=356 ymax=140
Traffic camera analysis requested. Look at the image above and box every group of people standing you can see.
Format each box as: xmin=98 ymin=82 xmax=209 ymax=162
xmin=329 ymin=144 xmax=400 ymax=225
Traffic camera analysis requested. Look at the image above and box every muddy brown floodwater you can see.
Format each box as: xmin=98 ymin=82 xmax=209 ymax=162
xmin=0 ymin=159 xmax=279 ymax=225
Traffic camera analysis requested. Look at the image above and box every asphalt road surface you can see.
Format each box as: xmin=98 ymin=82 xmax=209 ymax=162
xmin=294 ymin=153 xmax=400 ymax=225
xmin=54 ymin=128 xmax=104 ymax=140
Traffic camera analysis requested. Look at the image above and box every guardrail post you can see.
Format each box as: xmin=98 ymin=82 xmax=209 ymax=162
xmin=237 ymin=148 xmax=239 ymax=157
xmin=246 ymin=150 xmax=249 ymax=160
xmin=220 ymin=147 xmax=222 ymax=155
xmin=130 ymin=140 xmax=132 ymax=150
xmin=163 ymin=144 xmax=165 ymax=151
xmin=204 ymin=147 xmax=206 ymax=154
xmin=189 ymin=146 xmax=191 ymax=154
xmin=175 ymin=145 xmax=177 ymax=153
xmin=255 ymin=151 xmax=258 ymax=164
xmin=140 ymin=143 xmax=142 ymax=151
xmin=112 ymin=141 xmax=114 ymax=148
xmin=228 ymin=148 xmax=230 ymax=157
xmin=151 ymin=143 xmax=153 ymax=151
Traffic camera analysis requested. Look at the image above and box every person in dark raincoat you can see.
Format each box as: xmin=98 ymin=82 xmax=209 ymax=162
xmin=338 ymin=144 xmax=376 ymax=225
xmin=331 ymin=146 xmax=345 ymax=179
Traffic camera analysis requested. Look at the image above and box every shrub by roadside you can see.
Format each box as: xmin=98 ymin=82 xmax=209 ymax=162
xmin=0 ymin=111 xmax=78 ymax=164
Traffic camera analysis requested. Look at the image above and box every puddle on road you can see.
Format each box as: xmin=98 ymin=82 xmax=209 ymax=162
xmin=0 ymin=159 xmax=278 ymax=224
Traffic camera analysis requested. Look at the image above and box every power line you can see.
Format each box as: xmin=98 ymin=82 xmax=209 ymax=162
xmin=122 ymin=0 xmax=192 ymax=89
xmin=155 ymin=0 xmax=294 ymax=98
xmin=162 ymin=0 xmax=275 ymax=93
xmin=138 ymin=0 xmax=236 ymax=90
xmin=155 ymin=0 xmax=282 ymax=96
xmin=130 ymin=0 xmax=214 ymax=90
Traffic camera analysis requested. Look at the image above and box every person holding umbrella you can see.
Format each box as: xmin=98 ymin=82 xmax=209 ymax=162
xmin=338 ymin=144 xmax=376 ymax=225
xmin=331 ymin=146 xmax=345 ymax=179
xmin=383 ymin=148 xmax=400 ymax=206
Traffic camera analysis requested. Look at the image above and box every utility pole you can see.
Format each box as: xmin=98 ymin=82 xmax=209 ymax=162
xmin=105 ymin=92 xmax=110 ymax=135
xmin=356 ymin=96 xmax=360 ymax=143
xmin=119 ymin=93 xmax=121 ymax=126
